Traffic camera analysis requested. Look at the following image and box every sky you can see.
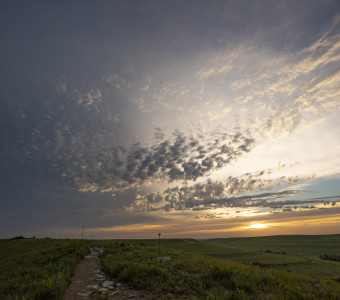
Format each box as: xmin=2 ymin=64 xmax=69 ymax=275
xmin=1 ymin=0 xmax=340 ymax=239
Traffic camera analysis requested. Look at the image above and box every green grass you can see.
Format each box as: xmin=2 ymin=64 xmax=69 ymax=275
xmin=205 ymin=235 xmax=340 ymax=257
xmin=101 ymin=241 xmax=340 ymax=299
xmin=142 ymin=235 xmax=340 ymax=280
xmin=203 ymin=235 xmax=340 ymax=280
xmin=0 ymin=238 xmax=90 ymax=300
xmin=0 ymin=235 xmax=339 ymax=299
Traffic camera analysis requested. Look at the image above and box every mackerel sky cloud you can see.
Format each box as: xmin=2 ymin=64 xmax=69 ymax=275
xmin=1 ymin=1 xmax=339 ymax=238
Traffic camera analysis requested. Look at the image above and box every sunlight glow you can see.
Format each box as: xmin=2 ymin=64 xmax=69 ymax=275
xmin=247 ymin=223 xmax=270 ymax=229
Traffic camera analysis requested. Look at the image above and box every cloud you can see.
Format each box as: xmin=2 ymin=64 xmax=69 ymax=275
xmin=2 ymin=12 xmax=340 ymax=209
xmin=196 ymin=47 xmax=243 ymax=80
xmin=55 ymin=79 xmax=103 ymax=111
xmin=129 ymin=182 xmax=340 ymax=216
xmin=67 ymin=129 xmax=260 ymax=193
xmin=124 ymin=168 xmax=317 ymax=212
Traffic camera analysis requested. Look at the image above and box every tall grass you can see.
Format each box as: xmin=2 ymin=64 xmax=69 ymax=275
xmin=0 ymin=238 xmax=90 ymax=299
xmin=101 ymin=241 xmax=340 ymax=299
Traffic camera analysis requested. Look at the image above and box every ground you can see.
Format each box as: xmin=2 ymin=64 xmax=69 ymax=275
xmin=64 ymin=248 xmax=153 ymax=300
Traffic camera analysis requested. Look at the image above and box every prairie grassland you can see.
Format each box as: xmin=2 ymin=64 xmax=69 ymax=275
xmin=142 ymin=235 xmax=340 ymax=280
xmin=0 ymin=235 xmax=339 ymax=299
xmin=101 ymin=241 xmax=340 ymax=300
xmin=0 ymin=238 xmax=90 ymax=300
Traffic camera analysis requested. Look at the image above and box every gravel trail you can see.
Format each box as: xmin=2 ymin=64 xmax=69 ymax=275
xmin=64 ymin=248 xmax=153 ymax=300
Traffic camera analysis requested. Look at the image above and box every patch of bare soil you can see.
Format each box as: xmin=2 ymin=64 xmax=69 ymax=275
xmin=64 ymin=248 xmax=154 ymax=300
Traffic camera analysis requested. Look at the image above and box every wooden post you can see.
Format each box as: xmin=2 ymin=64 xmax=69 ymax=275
xmin=158 ymin=233 xmax=161 ymax=257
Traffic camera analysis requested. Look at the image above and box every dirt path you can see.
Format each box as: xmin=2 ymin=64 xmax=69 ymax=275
xmin=64 ymin=248 xmax=153 ymax=300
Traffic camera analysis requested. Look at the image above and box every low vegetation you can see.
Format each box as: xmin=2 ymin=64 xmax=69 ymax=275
xmin=0 ymin=235 xmax=339 ymax=299
xmin=143 ymin=235 xmax=340 ymax=280
xmin=260 ymin=249 xmax=286 ymax=254
xmin=101 ymin=241 xmax=340 ymax=299
xmin=0 ymin=238 xmax=90 ymax=299
xmin=320 ymin=254 xmax=340 ymax=262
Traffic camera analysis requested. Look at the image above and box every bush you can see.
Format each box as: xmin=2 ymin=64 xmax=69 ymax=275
xmin=9 ymin=236 xmax=26 ymax=240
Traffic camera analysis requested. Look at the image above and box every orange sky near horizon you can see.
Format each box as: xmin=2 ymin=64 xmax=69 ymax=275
xmin=45 ymin=206 xmax=340 ymax=240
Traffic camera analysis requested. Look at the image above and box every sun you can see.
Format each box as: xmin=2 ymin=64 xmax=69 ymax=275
xmin=247 ymin=223 xmax=270 ymax=229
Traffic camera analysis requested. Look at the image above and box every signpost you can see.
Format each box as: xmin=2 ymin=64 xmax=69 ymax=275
xmin=158 ymin=233 xmax=161 ymax=257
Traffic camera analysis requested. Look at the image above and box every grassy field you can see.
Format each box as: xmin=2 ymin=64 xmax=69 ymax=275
xmin=0 ymin=235 xmax=339 ymax=299
xmin=0 ymin=237 xmax=90 ymax=300
xmin=143 ymin=235 xmax=340 ymax=280
xmin=101 ymin=241 xmax=340 ymax=299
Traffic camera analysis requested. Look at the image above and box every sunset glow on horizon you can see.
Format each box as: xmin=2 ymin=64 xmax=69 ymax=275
xmin=247 ymin=223 xmax=270 ymax=230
